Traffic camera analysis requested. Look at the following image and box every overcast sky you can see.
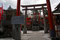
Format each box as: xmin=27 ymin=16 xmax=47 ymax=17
xmin=0 ymin=0 xmax=60 ymax=14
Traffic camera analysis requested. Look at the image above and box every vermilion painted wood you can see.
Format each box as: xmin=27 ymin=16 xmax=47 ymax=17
xmin=46 ymin=0 xmax=54 ymax=30
xmin=16 ymin=0 xmax=20 ymax=16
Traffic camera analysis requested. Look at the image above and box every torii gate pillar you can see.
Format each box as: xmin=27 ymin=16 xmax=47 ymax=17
xmin=46 ymin=0 xmax=56 ymax=40
xmin=16 ymin=0 xmax=20 ymax=16
xmin=12 ymin=0 xmax=21 ymax=40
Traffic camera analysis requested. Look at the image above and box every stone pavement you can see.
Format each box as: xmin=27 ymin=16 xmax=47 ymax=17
xmin=0 ymin=30 xmax=51 ymax=40
xmin=21 ymin=30 xmax=51 ymax=40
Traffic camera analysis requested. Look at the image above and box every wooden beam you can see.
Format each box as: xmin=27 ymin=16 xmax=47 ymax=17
xmin=21 ymin=4 xmax=47 ymax=7
xmin=22 ymin=7 xmax=47 ymax=11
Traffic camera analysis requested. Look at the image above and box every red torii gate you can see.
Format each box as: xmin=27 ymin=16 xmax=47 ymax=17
xmin=16 ymin=0 xmax=56 ymax=40
xmin=21 ymin=4 xmax=47 ymax=33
